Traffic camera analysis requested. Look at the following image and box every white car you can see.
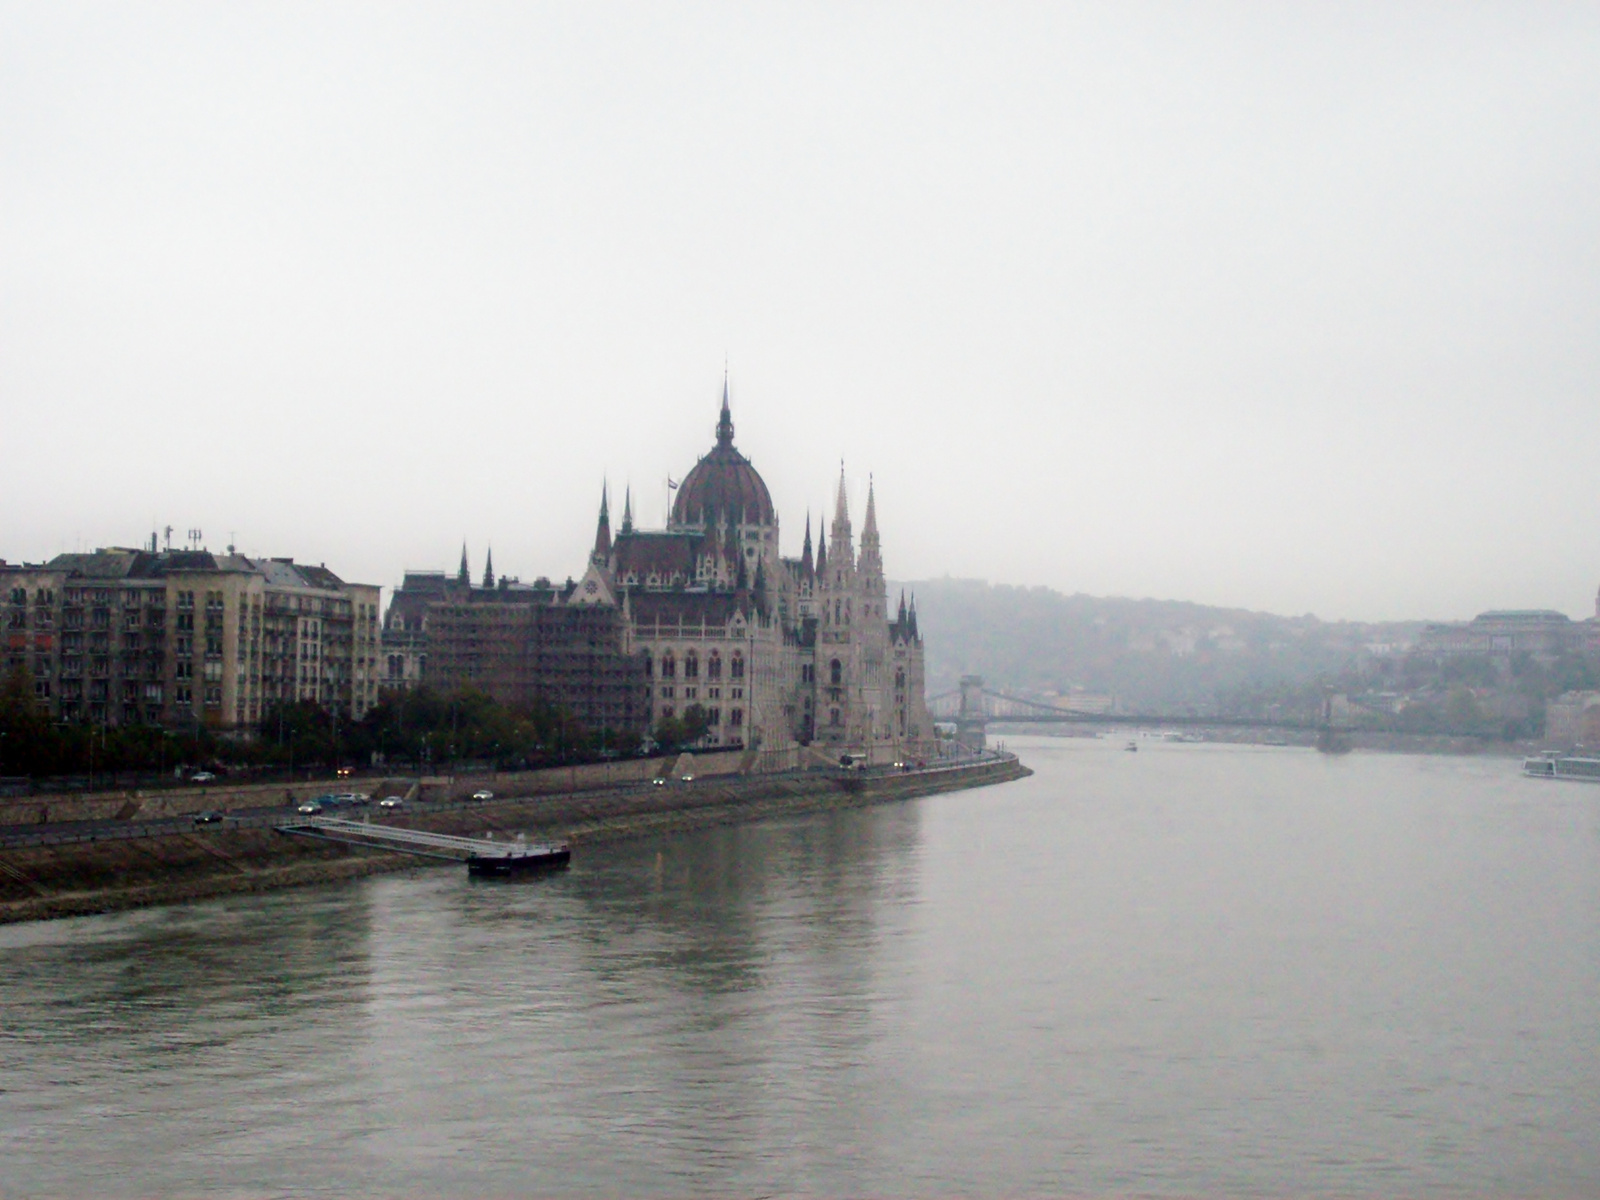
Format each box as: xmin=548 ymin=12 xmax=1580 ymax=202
xmin=679 ymin=774 xmax=694 ymax=783
xmin=471 ymin=789 xmax=494 ymax=802
xmin=296 ymin=801 xmax=322 ymax=815
xmin=378 ymin=796 xmax=404 ymax=809
xmin=190 ymin=771 xmax=217 ymax=783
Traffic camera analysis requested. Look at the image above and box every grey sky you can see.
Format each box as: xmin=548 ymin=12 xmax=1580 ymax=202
xmin=4 ymin=3 xmax=1597 ymax=622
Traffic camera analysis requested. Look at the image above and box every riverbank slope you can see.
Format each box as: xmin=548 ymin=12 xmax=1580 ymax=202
xmin=0 ymin=756 xmax=1029 ymax=926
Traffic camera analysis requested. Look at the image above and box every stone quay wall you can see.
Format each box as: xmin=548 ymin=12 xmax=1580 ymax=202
xmin=0 ymin=755 xmax=1030 ymax=926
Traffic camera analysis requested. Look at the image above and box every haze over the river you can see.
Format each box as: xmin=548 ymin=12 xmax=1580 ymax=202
xmin=4 ymin=4 xmax=1598 ymax=621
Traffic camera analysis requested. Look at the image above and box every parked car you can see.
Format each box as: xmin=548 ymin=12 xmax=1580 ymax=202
xmin=378 ymin=796 xmax=404 ymax=809
xmin=332 ymin=792 xmax=370 ymax=806
xmin=296 ymin=801 xmax=323 ymax=815
xmin=679 ymin=773 xmax=695 ymax=783
xmin=470 ymin=789 xmax=494 ymax=802
xmin=192 ymin=810 xmax=224 ymax=825
xmin=190 ymin=771 xmax=217 ymax=783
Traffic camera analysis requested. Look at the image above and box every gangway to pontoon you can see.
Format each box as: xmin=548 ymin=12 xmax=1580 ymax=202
xmin=276 ymin=816 xmax=570 ymax=875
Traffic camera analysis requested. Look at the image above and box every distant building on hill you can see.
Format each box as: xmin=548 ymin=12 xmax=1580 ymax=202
xmin=1 ymin=546 xmax=380 ymax=729
xmin=1415 ymin=610 xmax=1579 ymax=664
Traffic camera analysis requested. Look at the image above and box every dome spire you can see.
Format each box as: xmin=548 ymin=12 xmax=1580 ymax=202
xmin=716 ymin=373 xmax=734 ymax=448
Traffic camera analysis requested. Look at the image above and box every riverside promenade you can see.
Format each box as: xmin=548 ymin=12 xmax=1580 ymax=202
xmin=0 ymin=752 xmax=1029 ymax=925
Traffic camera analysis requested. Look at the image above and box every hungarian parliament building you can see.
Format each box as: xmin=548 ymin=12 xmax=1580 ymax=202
xmin=383 ymin=386 xmax=935 ymax=764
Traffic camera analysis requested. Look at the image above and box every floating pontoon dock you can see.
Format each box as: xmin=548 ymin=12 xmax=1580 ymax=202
xmin=277 ymin=816 xmax=570 ymax=876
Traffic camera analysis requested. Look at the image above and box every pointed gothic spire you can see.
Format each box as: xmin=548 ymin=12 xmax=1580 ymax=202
xmin=620 ymin=486 xmax=634 ymax=536
xmin=716 ymin=374 xmax=734 ymax=448
xmin=592 ymin=481 xmax=612 ymax=562
xmin=858 ymin=474 xmax=883 ymax=582
xmin=482 ymin=546 xmax=495 ymax=589
xmin=909 ymin=592 xmax=919 ymax=638
xmin=815 ymin=524 xmax=827 ymax=578
xmin=800 ymin=512 xmax=814 ymax=577
xmin=830 ymin=462 xmax=854 ymax=570
xmin=898 ymin=589 xmax=908 ymax=624
xmin=458 ymin=542 xmax=470 ymax=586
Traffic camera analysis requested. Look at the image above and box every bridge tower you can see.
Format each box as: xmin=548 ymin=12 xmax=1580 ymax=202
xmin=957 ymin=674 xmax=987 ymax=751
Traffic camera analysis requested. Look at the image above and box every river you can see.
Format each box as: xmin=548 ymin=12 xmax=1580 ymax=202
xmin=3 ymin=736 xmax=1598 ymax=1197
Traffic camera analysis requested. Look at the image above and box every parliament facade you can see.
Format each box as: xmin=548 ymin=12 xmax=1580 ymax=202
xmin=383 ymin=387 xmax=934 ymax=762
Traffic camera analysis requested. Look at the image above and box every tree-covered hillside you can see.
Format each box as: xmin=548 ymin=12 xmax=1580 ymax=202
xmin=897 ymin=578 xmax=1424 ymax=714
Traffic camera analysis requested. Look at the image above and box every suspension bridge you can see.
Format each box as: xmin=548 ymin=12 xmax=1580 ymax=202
xmin=928 ymin=676 xmax=1332 ymax=749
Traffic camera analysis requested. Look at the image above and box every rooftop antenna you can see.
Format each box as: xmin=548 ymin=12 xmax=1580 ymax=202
xmin=164 ymin=526 xmax=173 ymax=551
xmin=227 ymin=532 xmax=236 ymax=555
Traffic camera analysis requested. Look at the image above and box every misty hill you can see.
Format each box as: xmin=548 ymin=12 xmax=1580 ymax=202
xmin=898 ymin=578 xmax=1424 ymax=714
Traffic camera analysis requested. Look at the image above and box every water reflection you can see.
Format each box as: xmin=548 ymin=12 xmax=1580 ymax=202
xmin=3 ymin=743 xmax=1599 ymax=1197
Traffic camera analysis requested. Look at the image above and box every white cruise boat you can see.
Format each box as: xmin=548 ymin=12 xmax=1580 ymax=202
xmin=1523 ymin=753 xmax=1600 ymax=782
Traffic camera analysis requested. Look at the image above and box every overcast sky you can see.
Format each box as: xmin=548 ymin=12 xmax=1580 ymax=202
xmin=4 ymin=3 xmax=1598 ymax=622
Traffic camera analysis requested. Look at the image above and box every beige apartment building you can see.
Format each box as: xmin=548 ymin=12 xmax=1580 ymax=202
xmin=1 ymin=547 xmax=380 ymax=730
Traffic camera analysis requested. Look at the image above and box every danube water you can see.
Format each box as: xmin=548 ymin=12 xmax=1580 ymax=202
xmin=3 ymin=736 xmax=1599 ymax=1197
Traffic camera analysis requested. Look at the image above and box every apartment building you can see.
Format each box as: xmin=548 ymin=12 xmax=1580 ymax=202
xmin=1 ymin=547 xmax=380 ymax=729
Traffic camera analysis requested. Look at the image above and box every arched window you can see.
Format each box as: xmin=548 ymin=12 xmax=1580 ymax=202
xmin=731 ymin=653 xmax=745 ymax=679
xmin=685 ymin=652 xmax=699 ymax=679
xmin=661 ymin=653 xmax=676 ymax=679
xmin=643 ymin=653 xmax=653 ymax=678
xmin=830 ymin=659 xmax=842 ymax=686
xmin=707 ymin=652 xmax=722 ymax=680
xmin=895 ymin=669 xmax=905 ymax=691
xmin=829 ymin=708 xmax=841 ymax=726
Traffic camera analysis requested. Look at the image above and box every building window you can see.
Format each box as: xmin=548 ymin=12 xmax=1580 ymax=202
xmin=684 ymin=652 xmax=699 ymax=679
xmin=731 ymin=653 xmax=744 ymax=680
xmin=829 ymin=708 xmax=841 ymax=726
xmin=707 ymin=652 xmax=721 ymax=680
xmin=660 ymin=686 xmax=674 ymax=698
xmin=661 ymin=654 xmax=676 ymax=679
xmin=830 ymin=659 xmax=842 ymax=686
xmin=801 ymin=663 xmax=813 ymax=683
xmin=708 ymin=708 xmax=721 ymax=725
xmin=730 ymin=708 xmax=743 ymax=727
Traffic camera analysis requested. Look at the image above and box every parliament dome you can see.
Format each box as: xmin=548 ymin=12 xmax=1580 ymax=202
xmin=670 ymin=391 xmax=776 ymax=528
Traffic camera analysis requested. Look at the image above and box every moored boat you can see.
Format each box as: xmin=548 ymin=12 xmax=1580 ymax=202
xmin=467 ymin=842 xmax=572 ymax=877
